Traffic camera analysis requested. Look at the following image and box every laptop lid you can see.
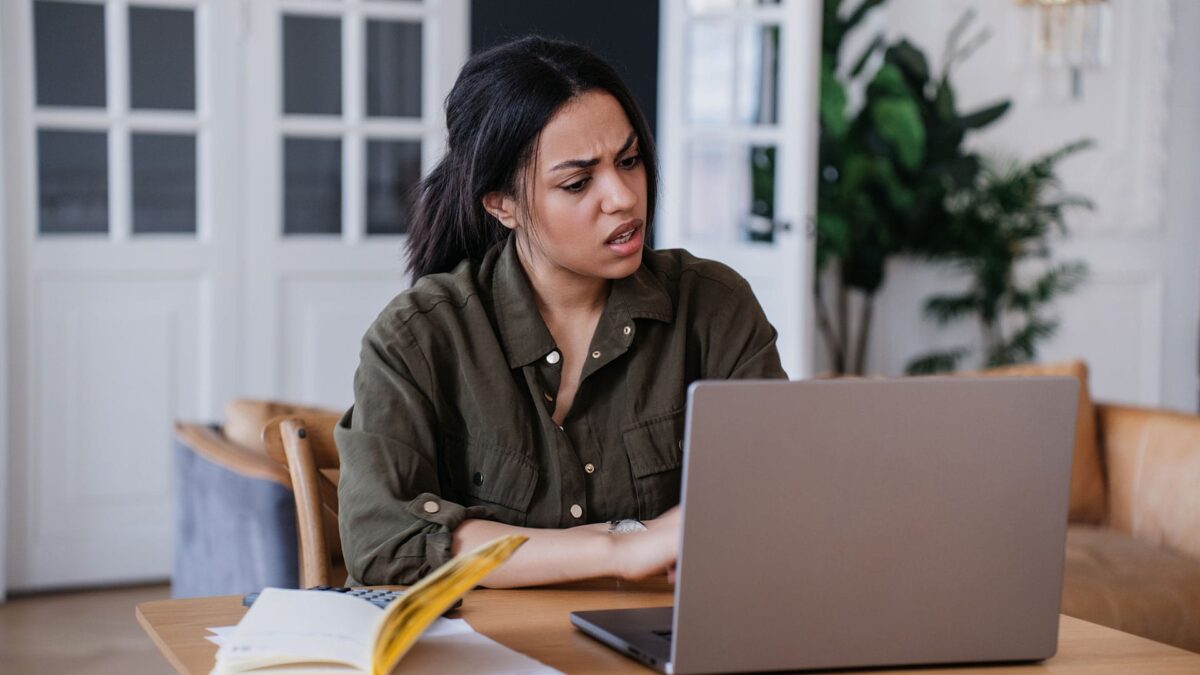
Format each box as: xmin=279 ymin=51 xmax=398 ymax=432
xmin=669 ymin=377 xmax=1077 ymax=674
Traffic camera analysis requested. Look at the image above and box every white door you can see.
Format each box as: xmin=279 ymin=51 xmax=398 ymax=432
xmin=3 ymin=0 xmax=242 ymax=589
xmin=1 ymin=0 xmax=468 ymax=590
xmin=658 ymin=0 xmax=820 ymax=378
xmin=240 ymin=0 xmax=467 ymax=409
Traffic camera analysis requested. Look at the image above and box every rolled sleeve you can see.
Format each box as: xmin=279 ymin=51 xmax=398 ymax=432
xmin=335 ymin=320 xmax=493 ymax=585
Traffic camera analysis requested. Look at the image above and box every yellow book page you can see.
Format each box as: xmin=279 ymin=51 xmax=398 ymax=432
xmin=369 ymin=534 xmax=528 ymax=675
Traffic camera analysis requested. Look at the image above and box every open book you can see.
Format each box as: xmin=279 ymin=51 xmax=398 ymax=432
xmin=212 ymin=535 xmax=528 ymax=674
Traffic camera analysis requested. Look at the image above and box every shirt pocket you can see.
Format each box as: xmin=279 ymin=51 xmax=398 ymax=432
xmin=444 ymin=432 xmax=538 ymax=526
xmin=621 ymin=408 xmax=685 ymax=520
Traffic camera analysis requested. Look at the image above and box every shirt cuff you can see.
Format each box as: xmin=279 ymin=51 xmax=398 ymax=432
xmin=406 ymin=492 xmax=497 ymax=574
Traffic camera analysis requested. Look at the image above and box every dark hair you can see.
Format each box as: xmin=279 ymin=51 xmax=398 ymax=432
xmin=405 ymin=36 xmax=659 ymax=281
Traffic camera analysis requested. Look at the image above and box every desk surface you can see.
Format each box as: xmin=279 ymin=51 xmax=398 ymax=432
xmin=137 ymin=579 xmax=1200 ymax=674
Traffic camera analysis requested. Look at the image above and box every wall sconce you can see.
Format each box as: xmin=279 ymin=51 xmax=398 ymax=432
xmin=1016 ymin=0 xmax=1111 ymax=100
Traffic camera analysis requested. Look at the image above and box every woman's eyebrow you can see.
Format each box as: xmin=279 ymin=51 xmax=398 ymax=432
xmin=549 ymin=131 xmax=638 ymax=172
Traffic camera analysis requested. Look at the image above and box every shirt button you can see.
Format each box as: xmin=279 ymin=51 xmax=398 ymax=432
xmin=623 ymin=325 xmax=632 ymax=335
xmin=591 ymin=350 xmax=601 ymax=359
xmin=423 ymin=500 xmax=440 ymax=514
xmin=584 ymin=463 xmax=596 ymax=474
xmin=543 ymin=391 xmax=553 ymax=402
xmin=570 ymin=504 xmax=583 ymax=519
xmin=546 ymin=350 xmax=561 ymax=365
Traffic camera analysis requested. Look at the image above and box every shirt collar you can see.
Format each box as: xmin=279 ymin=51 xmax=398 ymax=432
xmin=490 ymin=235 xmax=674 ymax=369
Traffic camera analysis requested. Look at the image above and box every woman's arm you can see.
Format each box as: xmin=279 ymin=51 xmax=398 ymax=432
xmin=453 ymin=507 xmax=681 ymax=588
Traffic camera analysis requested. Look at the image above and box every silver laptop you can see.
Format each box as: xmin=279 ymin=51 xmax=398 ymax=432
xmin=572 ymin=377 xmax=1077 ymax=674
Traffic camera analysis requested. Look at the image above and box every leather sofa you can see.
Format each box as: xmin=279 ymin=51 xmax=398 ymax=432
xmin=980 ymin=360 xmax=1200 ymax=653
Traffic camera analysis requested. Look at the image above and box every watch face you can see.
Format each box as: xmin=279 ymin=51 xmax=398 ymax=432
xmin=609 ymin=519 xmax=648 ymax=534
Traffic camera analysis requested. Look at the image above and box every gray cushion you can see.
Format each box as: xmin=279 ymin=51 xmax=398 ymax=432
xmin=172 ymin=429 xmax=298 ymax=597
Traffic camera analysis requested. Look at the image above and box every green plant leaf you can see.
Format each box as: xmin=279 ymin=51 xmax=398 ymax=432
xmin=866 ymin=156 xmax=916 ymax=211
xmin=987 ymin=316 xmax=1058 ymax=366
xmin=817 ymin=211 xmax=852 ymax=259
xmin=821 ymin=62 xmax=850 ymax=139
xmin=849 ymin=33 xmax=886 ymax=78
xmin=886 ymin=40 xmax=930 ymax=85
xmin=906 ymin=349 xmax=969 ymax=375
xmin=1011 ymin=261 xmax=1088 ymax=311
xmin=957 ymin=100 xmax=1011 ymax=131
xmin=934 ymin=77 xmax=956 ymax=123
xmin=924 ymin=293 xmax=977 ymax=325
xmin=872 ymin=98 xmax=926 ymax=169
xmin=843 ymin=0 xmax=888 ymax=34
xmin=868 ymin=63 xmax=909 ymax=98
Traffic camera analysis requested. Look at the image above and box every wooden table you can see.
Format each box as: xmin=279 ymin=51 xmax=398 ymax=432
xmin=137 ymin=579 xmax=1200 ymax=674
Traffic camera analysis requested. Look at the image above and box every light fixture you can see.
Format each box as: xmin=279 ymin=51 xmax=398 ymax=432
xmin=1016 ymin=0 xmax=1111 ymax=99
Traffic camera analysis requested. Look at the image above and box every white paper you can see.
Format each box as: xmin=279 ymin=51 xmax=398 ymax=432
xmin=214 ymin=589 xmax=379 ymax=671
xmin=207 ymin=613 xmax=561 ymax=674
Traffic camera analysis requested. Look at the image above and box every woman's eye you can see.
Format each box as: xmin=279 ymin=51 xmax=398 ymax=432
xmin=619 ymin=154 xmax=641 ymax=169
xmin=563 ymin=178 xmax=589 ymax=193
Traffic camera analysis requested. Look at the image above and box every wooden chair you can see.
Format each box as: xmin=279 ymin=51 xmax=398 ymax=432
xmin=262 ymin=412 xmax=346 ymax=588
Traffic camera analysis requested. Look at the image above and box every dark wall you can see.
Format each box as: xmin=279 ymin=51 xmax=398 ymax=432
xmin=469 ymin=1 xmax=660 ymax=138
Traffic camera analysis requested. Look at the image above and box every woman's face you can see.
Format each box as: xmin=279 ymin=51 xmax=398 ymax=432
xmin=488 ymin=90 xmax=648 ymax=282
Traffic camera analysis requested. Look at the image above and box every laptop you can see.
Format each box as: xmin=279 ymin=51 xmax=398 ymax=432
xmin=571 ymin=377 xmax=1078 ymax=674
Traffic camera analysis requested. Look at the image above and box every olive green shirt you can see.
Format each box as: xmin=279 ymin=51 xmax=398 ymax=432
xmin=335 ymin=234 xmax=787 ymax=585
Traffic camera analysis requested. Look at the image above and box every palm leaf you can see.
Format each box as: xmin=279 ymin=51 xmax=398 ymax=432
xmin=906 ymin=348 xmax=970 ymax=375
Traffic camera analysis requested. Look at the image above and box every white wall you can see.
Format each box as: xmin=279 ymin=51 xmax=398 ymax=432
xmin=821 ymin=0 xmax=1198 ymax=412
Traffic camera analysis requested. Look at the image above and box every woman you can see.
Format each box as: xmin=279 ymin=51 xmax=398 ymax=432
xmin=336 ymin=36 xmax=787 ymax=589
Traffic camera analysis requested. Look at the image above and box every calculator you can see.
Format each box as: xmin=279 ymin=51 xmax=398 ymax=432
xmin=241 ymin=585 xmax=463 ymax=612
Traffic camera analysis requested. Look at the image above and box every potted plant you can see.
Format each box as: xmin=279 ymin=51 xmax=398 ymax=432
xmin=906 ymin=140 xmax=1092 ymax=374
xmin=817 ymin=0 xmax=1011 ymax=374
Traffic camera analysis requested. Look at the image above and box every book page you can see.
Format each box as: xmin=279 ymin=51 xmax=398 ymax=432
xmin=214 ymin=588 xmax=381 ymax=673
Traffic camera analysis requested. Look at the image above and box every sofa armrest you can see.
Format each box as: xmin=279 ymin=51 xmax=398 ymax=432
xmin=1097 ymin=403 xmax=1200 ymax=561
xmin=174 ymin=421 xmax=291 ymax=487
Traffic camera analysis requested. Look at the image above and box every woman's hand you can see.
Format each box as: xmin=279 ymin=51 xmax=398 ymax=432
xmin=609 ymin=506 xmax=681 ymax=581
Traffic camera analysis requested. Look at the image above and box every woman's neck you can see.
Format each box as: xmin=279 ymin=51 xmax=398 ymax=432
xmin=515 ymin=240 xmax=609 ymax=325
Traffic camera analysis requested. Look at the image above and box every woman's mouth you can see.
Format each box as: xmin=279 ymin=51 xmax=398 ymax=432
xmin=605 ymin=221 xmax=644 ymax=256
xmin=608 ymin=228 xmax=636 ymax=245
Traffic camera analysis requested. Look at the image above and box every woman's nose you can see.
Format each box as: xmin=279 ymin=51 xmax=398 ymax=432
xmin=601 ymin=172 xmax=638 ymax=214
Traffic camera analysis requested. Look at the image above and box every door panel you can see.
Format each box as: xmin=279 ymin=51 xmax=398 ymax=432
xmin=658 ymin=0 xmax=818 ymax=378
xmin=5 ymin=0 xmax=240 ymax=590
xmin=242 ymin=0 xmax=466 ymax=407
xmin=27 ymin=277 xmax=201 ymax=586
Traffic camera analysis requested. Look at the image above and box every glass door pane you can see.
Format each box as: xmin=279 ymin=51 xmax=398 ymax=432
xmin=366 ymin=20 xmax=422 ymax=118
xmin=34 ymin=1 xmax=106 ymax=108
xmin=37 ymin=130 xmax=109 ymax=234
xmin=131 ymin=133 xmax=197 ymax=234
xmin=129 ymin=6 xmax=196 ymax=111
xmin=284 ymin=137 xmax=343 ymax=235
xmin=283 ymin=15 xmax=342 ymax=116
xmin=366 ymin=140 xmax=421 ymax=235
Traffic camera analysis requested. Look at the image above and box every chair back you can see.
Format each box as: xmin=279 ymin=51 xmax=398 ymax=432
xmin=263 ymin=412 xmax=345 ymax=588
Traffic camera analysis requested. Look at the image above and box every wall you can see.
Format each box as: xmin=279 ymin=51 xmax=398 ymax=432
xmin=822 ymin=0 xmax=1198 ymax=411
xmin=469 ymin=0 xmax=660 ymax=140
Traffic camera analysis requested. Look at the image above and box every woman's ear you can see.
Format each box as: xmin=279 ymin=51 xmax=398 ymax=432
xmin=482 ymin=192 xmax=520 ymax=231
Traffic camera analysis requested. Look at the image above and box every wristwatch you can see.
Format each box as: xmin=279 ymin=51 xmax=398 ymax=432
xmin=607 ymin=518 xmax=648 ymax=534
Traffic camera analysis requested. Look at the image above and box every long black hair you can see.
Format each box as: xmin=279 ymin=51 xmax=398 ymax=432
xmin=405 ymin=36 xmax=659 ymax=281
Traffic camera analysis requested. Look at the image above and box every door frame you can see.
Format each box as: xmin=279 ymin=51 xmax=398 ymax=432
xmin=656 ymin=0 xmax=819 ymax=378
xmin=0 ymin=0 xmax=9 ymax=603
